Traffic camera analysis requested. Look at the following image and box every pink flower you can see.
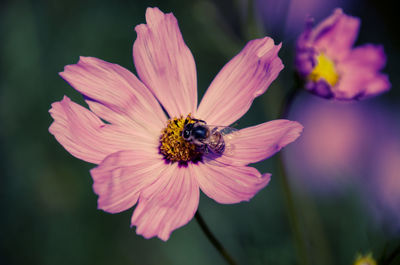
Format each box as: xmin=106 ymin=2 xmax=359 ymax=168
xmin=370 ymin=138 xmax=400 ymax=234
xmin=283 ymin=95 xmax=373 ymax=194
xmin=295 ymin=8 xmax=390 ymax=100
xmin=49 ymin=7 xmax=303 ymax=241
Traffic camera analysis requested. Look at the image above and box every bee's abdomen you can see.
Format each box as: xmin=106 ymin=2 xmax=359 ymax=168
xmin=210 ymin=132 xmax=225 ymax=154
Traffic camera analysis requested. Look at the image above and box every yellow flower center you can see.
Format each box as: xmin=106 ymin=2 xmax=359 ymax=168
xmin=308 ymin=52 xmax=339 ymax=86
xmin=354 ymin=254 xmax=377 ymax=265
xmin=159 ymin=114 xmax=202 ymax=163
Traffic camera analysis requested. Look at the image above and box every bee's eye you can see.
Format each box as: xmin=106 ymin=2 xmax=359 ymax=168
xmin=183 ymin=129 xmax=191 ymax=139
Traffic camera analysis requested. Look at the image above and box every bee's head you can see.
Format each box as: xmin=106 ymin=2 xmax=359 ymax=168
xmin=182 ymin=123 xmax=194 ymax=140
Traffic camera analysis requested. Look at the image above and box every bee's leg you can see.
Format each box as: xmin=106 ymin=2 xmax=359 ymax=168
xmin=203 ymin=146 xmax=209 ymax=154
xmin=196 ymin=144 xmax=208 ymax=154
xmin=192 ymin=118 xmax=206 ymax=124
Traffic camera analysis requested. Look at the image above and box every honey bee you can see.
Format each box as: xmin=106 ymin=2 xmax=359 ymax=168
xmin=181 ymin=118 xmax=238 ymax=155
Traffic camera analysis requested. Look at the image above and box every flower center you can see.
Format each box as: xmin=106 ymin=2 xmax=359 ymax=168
xmin=159 ymin=114 xmax=202 ymax=163
xmin=354 ymin=254 xmax=377 ymax=265
xmin=308 ymin=52 xmax=339 ymax=86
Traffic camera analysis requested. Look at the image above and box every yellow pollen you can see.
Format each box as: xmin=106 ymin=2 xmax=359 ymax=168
xmin=308 ymin=52 xmax=339 ymax=86
xmin=159 ymin=114 xmax=201 ymax=163
xmin=353 ymin=254 xmax=377 ymax=265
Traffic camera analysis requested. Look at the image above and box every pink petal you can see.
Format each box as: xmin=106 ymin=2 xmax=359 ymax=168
xmin=133 ymin=7 xmax=197 ymax=117
xmin=362 ymin=74 xmax=391 ymax=98
xmin=313 ymin=9 xmax=360 ymax=59
xmin=131 ymin=163 xmax=199 ymax=241
xmin=335 ymin=72 xmax=390 ymax=100
xmin=333 ymin=44 xmax=390 ymax=99
xmin=333 ymin=70 xmax=368 ymax=99
xmin=90 ymin=150 xmax=164 ymax=214
xmin=49 ymin=96 xmax=158 ymax=164
xmin=335 ymin=62 xmax=391 ymax=100
xmin=343 ymin=44 xmax=386 ymax=71
xmin=60 ymin=56 xmax=166 ymax=132
xmin=196 ymin=37 xmax=283 ymax=126
xmin=212 ymin=120 xmax=303 ymax=166
xmin=194 ymin=162 xmax=271 ymax=204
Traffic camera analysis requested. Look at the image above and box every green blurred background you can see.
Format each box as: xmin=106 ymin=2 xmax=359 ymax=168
xmin=1 ymin=0 xmax=399 ymax=265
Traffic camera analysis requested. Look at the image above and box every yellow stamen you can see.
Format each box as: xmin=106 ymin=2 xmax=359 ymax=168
xmin=354 ymin=253 xmax=377 ymax=265
xmin=159 ymin=114 xmax=201 ymax=163
xmin=308 ymin=52 xmax=339 ymax=86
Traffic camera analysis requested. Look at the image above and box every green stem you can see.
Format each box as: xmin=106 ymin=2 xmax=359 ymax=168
xmin=279 ymin=83 xmax=300 ymax=119
xmin=278 ymin=153 xmax=309 ymax=265
xmin=278 ymin=86 xmax=310 ymax=265
xmin=195 ymin=211 xmax=239 ymax=265
xmin=382 ymin=243 xmax=400 ymax=265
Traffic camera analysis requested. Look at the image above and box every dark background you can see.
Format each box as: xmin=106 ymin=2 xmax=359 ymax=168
xmin=1 ymin=0 xmax=399 ymax=264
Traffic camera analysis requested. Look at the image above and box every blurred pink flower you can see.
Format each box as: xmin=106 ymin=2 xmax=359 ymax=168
xmin=284 ymin=95 xmax=373 ymax=194
xmin=295 ymin=8 xmax=390 ymax=100
xmin=285 ymin=94 xmax=400 ymax=232
xmin=49 ymin=7 xmax=303 ymax=240
xmin=367 ymin=124 xmax=400 ymax=233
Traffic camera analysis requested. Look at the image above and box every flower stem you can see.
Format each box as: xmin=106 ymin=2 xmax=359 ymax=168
xmin=195 ymin=211 xmax=239 ymax=265
xmin=381 ymin=243 xmax=400 ymax=265
xmin=278 ymin=85 xmax=310 ymax=265
xmin=278 ymin=154 xmax=309 ymax=265
xmin=279 ymin=83 xmax=300 ymax=119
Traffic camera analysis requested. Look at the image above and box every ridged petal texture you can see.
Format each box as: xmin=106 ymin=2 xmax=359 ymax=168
xmin=196 ymin=37 xmax=283 ymax=126
xmin=133 ymin=7 xmax=197 ymax=117
xmin=49 ymin=7 xmax=303 ymax=241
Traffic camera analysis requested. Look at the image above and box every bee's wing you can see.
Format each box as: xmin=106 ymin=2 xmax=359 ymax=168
xmin=207 ymin=125 xmax=240 ymax=138
xmin=219 ymin=126 xmax=239 ymax=138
